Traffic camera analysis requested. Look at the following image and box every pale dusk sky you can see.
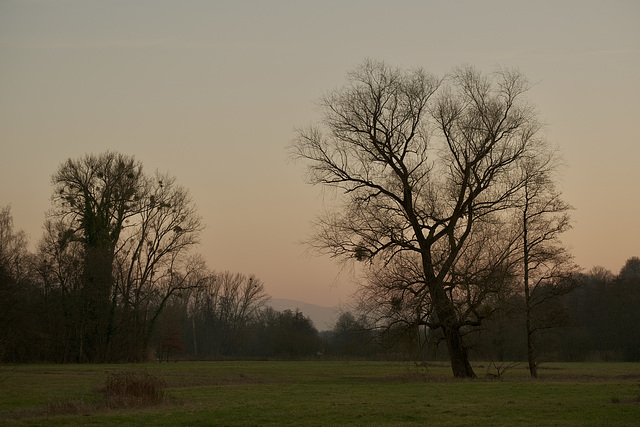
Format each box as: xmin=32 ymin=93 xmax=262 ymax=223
xmin=1 ymin=0 xmax=638 ymax=307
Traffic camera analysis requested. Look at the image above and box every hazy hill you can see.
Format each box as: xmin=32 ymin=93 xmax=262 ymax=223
xmin=267 ymin=298 xmax=339 ymax=331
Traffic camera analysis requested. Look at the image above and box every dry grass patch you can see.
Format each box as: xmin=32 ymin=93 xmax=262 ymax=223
xmin=96 ymin=369 xmax=166 ymax=408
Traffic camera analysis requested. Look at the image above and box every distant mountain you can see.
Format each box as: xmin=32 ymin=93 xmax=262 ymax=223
xmin=267 ymin=298 xmax=340 ymax=331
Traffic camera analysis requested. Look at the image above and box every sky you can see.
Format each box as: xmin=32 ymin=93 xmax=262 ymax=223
xmin=1 ymin=0 xmax=639 ymax=308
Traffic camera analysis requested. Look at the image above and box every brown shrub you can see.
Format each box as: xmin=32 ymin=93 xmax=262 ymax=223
xmin=97 ymin=369 xmax=166 ymax=408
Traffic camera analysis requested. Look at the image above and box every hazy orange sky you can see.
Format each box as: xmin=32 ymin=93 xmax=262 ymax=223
xmin=1 ymin=1 xmax=638 ymax=307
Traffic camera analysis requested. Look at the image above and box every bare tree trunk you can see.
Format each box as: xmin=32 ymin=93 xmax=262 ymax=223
xmin=523 ymin=205 xmax=538 ymax=378
xmin=524 ymin=276 xmax=538 ymax=377
xmin=431 ymin=284 xmax=476 ymax=378
xmin=443 ymin=324 xmax=476 ymax=378
xmin=81 ymin=246 xmax=114 ymax=363
xmin=526 ymin=317 xmax=537 ymax=378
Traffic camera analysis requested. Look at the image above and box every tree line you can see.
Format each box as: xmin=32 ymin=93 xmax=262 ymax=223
xmin=1 ymin=60 xmax=638 ymax=376
xmin=167 ymin=256 xmax=638 ymax=364
xmin=153 ymin=260 xmax=639 ymax=364
xmin=0 ymin=154 xmax=325 ymax=363
xmin=1 ymin=195 xmax=638 ymax=365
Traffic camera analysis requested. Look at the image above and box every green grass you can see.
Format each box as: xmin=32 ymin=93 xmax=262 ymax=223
xmin=1 ymin=361 xmax=639 ymax=426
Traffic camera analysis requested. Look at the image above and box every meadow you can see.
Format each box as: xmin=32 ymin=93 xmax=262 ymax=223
xmin=1 ymin=360 xmax=639 ymax=426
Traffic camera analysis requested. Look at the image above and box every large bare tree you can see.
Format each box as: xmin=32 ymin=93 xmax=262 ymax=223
xmin=291 ymin=60 xmax=546 ymax=377
xmin=49 ymin=152 xmax=203 ymax=362
xmin=51 ymin=152 xmax=144 ymax=361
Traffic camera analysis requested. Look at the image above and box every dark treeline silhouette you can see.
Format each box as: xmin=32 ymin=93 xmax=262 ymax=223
xmin=350 ymin=258 xmax=639 ymax=364
xmin=0 ymin=198 xmax=325 ymax=362
xmin=2 ymin=198 xmax=638 ymax=363
xmin=468 ymin=258 xmax=640 ymax=363
xmin=0 ymin=151 xmax=638 ymax=365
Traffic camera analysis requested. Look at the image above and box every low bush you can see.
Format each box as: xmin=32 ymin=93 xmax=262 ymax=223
xmin=97 ymin=369 xmax=165 ymax=408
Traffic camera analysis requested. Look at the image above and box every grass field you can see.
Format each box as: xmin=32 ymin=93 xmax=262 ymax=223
xmin=1 ymin=361 xmax=639 ymax=426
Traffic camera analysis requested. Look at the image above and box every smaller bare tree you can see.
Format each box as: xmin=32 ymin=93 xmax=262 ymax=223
xmin=517 ymin=152 xmax=578 ymax=377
